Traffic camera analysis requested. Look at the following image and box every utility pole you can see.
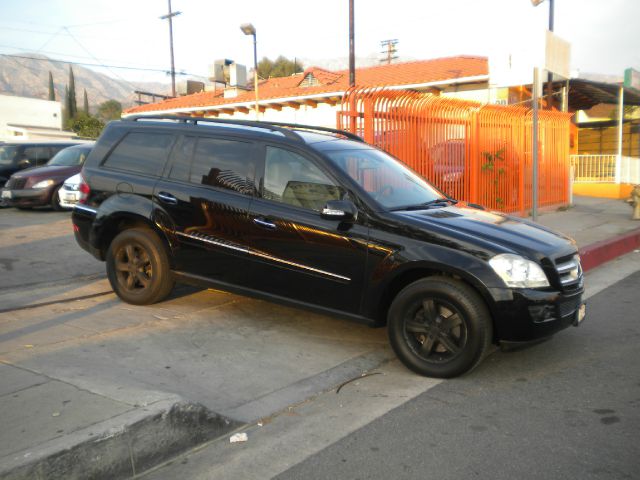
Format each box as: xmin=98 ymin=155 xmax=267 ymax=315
xmin=532 ymin=67 xmax=540 ymax=221
xmin=349 ymin=0 xmax=355 ymax=87
xmin=546 ymin=0 xmax=555 ymax=109
xmin=160 ymin=0 xmax=181 ymax=98
xmin=380 ymin=39 xmax=398 ymax=65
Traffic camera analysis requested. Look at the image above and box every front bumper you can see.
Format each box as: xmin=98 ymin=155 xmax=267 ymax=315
xmin=1 ymin=187 xmax=52 ymax=207
xmin=491 ymin=286 xmax=585 ymax=342
xmin=58 ymin=189 xmax=81 ymax=208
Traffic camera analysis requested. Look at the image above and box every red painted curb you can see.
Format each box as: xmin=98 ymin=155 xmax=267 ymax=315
xmin=579 ymin=227 xmax=640 ymax=272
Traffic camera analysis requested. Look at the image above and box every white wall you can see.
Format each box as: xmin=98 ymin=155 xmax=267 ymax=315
xmin=0 ymin=94 xmax=62 ymax=140
xmin=215 ymin=102 xmax=340 ymax=127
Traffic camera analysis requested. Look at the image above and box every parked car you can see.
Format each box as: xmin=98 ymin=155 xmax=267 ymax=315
xmin=2 ymin=143 xmax=94 ymax=210
xmin=72 ymin=116 xmax=585 ymax=378
xmin=58 ymin=173 xmax=82 ymax=209
xmin=0 ymin=140 xmax=83 ymax=187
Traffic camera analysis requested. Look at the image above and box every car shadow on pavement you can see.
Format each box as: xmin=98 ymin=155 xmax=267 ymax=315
xmin=0 ymin=298 xmax=118 ymax=344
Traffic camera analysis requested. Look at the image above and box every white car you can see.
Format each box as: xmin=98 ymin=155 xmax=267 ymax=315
xmin=57 ymin=173 xmax=81 ymax=209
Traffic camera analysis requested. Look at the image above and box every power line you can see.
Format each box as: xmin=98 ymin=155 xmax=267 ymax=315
xmin=62 ymin=26 xmax=143 ymax=91
xmin=0 ymin=43 xmax=169 ymax=70
xmin=35 ymin=27 xmax=63 ymax=53
xmin=1 ymin=53 xmax=173 ymax=73
xmin=0 ymin=52 xmax=210 ymax=81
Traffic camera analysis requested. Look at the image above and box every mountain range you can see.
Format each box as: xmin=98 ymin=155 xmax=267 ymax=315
xmin=0 ymin=52 xmax=417 ymax=111
xmin=0 ymin=53 xmax=170 ymax=109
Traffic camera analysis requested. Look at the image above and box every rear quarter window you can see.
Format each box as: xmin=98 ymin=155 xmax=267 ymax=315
xmin=103 ymin=132 xmax=174 ymax=177
xmin=189 ymin=137 xmax=257 ymax=195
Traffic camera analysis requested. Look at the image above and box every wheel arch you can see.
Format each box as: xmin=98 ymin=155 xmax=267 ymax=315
xmin=373 ymin=262 xmax=498 ymax=333
xmin=94 ymin=212 xmax=173 ymax=266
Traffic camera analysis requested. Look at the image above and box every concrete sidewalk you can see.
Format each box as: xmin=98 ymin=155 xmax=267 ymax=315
xmin=1 ymin=195 xmax=639 ymax=480
xmin=537 ymin=195 xmax=640 ymax=271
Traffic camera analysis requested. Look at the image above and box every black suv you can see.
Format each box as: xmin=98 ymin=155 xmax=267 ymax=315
xmin=72 ymin=116 xmax=585 ymax=378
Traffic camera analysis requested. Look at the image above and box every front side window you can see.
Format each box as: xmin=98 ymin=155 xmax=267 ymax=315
xmin=190 ymin=137 xmax=256 ymax=195
xmin=23 ymin=146 xmax=51 ymax=165
xmin=103 ymin=132 xmax=174 ymax=176
xmin=263 ymin=146 xmax=343 ymax=211
xmin=48 ymin=147 xmax=91 ymax=166
xmin=325 ymin=148 xmax=442 ymax=210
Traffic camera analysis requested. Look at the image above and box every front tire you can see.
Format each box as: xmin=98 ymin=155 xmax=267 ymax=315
xmin=50 ymin=186 xmax=64 ymax=211
xmin=106 ymin=228 xmax=175 ymax=305
xmin=388 ymin=276 xmax=493 ymax=378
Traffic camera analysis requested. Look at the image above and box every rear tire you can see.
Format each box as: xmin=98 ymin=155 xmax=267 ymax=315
xmin=106 ymin=228 xmax=175 ymax=305
xmin=388 ymin=276 xmax=493 ymax=378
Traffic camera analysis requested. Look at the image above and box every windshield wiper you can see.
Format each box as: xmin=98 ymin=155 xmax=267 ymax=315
xmin=390 ymin=197 xmax=458 ymax=211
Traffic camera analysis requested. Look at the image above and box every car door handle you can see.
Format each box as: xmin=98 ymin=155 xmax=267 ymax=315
xmin=253 ymin=217 xmax=277 ymax=230
xmin=157 ymin=192 xmax=178 ymax=205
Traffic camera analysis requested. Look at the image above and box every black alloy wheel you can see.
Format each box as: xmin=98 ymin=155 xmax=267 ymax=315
xmin=388 ymin=276 xmax=493 ymax=378
xmin=404 ymin=298 xmax=468 ymax=364
xmin=106 ymin=228 xmax=174 ymax=305
xmin=114 ymin=243 xmax=153 ymax=293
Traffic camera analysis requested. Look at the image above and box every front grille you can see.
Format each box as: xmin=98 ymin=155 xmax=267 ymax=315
xmin=6 ymin=177 xmax=27 ymax=190
xmin=557 ymin=294 xmax=582 ymax=318
xmin=554 ymin=254 xmax=583 ymax=290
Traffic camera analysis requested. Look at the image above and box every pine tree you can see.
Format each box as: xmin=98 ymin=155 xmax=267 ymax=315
xmin=64 ymin=85 xmax=70 ymax=125
xmin=83 ymin=89 xmax=89 ymax=115
xmin=48 ymin=71 xmax=55 ymax=101
xmin=68 ymin=66 xmax=77 ymax=119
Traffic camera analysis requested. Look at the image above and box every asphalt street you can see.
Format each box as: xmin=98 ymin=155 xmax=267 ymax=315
xmin=275 ymin=271 xmax=640 ymax=480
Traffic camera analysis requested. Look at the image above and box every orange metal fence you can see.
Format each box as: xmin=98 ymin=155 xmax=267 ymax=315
xmin=337 ymin=87 xmax=572 ymax=216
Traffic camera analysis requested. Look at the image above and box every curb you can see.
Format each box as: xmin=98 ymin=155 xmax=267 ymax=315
xmin=1 ymin=397 xmax=242 ymax=480
xmin=579 ymin=227 xmax=640 ymax=272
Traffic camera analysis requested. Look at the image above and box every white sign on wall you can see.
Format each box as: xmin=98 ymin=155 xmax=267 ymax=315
xmin=489 ymin=29 xmax=571 ymax=89
xmin=545 ymin=31 xmax=571 ymax=78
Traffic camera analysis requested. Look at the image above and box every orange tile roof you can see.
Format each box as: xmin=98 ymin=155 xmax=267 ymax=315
xmin=125 ymin=55 xmax=488 ymax=114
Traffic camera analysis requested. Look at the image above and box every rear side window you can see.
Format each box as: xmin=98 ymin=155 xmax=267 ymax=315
xmin=103 ymin=132 xmax=174 ymax=176
xmin=189 ymin=137 xmax=256 ymax=195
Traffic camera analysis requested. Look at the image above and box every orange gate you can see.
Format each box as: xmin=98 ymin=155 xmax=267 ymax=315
xmin=337 ymin=87 xmax=572 ymax=216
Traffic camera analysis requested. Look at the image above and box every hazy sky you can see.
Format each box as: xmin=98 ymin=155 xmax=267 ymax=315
xmin=1 ymin=0 xmax=638 ymax=87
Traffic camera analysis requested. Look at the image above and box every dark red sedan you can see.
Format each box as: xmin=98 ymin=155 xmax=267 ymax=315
xmin=1 ymin=143 xmax=94 ymax=210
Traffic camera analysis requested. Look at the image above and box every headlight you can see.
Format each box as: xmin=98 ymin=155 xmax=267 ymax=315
xmin=32 ymin=179 xmax=55 ymax=189
xmin=489 ymin=253 xmax=550 ymax=288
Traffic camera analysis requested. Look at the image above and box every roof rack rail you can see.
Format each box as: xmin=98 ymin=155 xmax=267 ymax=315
xmin=263 ymin=121 xmax=364 ymax=143
xmin=128 ymin=115 xmax=302 ymax=141
xmin=126 ymin=115 xmax=364 ymax=143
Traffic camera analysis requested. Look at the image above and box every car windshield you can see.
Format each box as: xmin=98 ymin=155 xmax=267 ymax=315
xmin=0 ymin=146 xmax=19 ymax=166
xmin=325 ymin=148 xmax=444 ymax=210
xmin=47 ymin=147 xmax=90 ymax=166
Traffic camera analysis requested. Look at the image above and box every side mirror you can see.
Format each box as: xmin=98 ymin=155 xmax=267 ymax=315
xmin=18 ymin=158 xmax=32 ymax=168
xmin=321 ymin=199 xmax=358 ymax=222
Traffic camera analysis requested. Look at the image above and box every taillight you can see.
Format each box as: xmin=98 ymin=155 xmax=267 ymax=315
xmin=78 ymin=174 xmax=91 ymax=204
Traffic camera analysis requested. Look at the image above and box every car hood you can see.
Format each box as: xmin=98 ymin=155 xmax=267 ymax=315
xmin=12 ymin=164 xmax=81 ymax=181
xmin=394 ymin=203 xmax=577 ymax=261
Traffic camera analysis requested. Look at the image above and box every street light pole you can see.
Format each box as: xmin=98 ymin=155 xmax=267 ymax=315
xmin=349 ymin=0 xmax=355 ymax=87
xmin=241 ymin=23 xmax=259 ymax=119
xmin=531 ymin=0 xmax=555 ymax=108
xmin=160 ymin=0 xmax=181 ymax=98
